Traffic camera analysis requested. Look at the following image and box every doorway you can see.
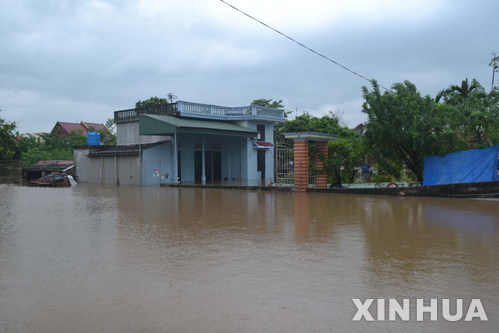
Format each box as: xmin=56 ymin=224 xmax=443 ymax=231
xmin=194 ymin=151 xmax=221 ymax=184
xmin=257 ymin=149 xmax=266 ymax=180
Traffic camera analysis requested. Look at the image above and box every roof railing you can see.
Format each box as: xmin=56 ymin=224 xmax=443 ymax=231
xmin=114 ymin=101 xmax=284 ymax=122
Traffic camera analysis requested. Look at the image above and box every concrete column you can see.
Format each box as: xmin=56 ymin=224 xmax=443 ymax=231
xmin=99 ymin=157 xmax=104 ymax=184
xmin=114 ymin=156 xmax=119 ymax=185
xmin=173 ymin=133 xmax=179 ymax=184
xmin=293 ymin=139 xmax=309 ymax=192
xmin=201 ymin=135 xmax=206 ymax=185
xmin=315 ymin=141 xmax=329 ymax=189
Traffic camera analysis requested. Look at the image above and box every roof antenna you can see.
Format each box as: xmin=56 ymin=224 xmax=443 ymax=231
xmin=167 ymin=93 xmax=178 ymax=103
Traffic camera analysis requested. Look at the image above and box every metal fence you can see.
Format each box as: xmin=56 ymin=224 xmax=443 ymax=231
xmin=275 ymin=142 xmax=316 ymax=187
xmin=275 ymin=143 xmax=294 ymax=186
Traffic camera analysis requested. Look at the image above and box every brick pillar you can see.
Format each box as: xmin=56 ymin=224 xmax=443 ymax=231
xmin=293 ymin=139 xmax=309 ymax=192
xmin=315 ymin=141 xmax=329 ymax=189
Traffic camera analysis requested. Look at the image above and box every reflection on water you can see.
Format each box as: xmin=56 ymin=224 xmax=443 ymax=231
xmin=0 ymin=184 xmax=498 ymax=332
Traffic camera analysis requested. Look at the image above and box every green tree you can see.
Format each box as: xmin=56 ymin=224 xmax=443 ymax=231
xmin=136 ymin=96 xmax=170 ymax=109
xmin=21 ymin=132 xmax=87 ymax=166
xmin=325 ymin=128 xmax=365 ymax=185
xmin=98 ymin=128 xmax=116 ymax=145
xmin=274 ymin=112 xmax=342 ymax=144
xmin=0 ymin=110 xmax=19 ymax=160
xmin=105 ymin=118 xmax=116 ymax=134
xmin=361 ymin=80 xmax=454 ymax=183
xmin=442 ymin=78 xmax=485 ymax=105
xmin=442 ymin=79 xmax=498 ymax=147
xmin=250 ymin=98 xmax=284 ymax=109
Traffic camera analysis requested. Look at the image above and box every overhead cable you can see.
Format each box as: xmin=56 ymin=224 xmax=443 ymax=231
xmin=219 ymin=0 xmax=388 ymax=90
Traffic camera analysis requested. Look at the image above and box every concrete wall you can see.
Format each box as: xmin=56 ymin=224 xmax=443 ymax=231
xmin=74 ymin=148 xmax=142 ymax=185
xmin=142 ymin=142 xmax=172 ymax=185
xmin=225 ymin=139 xmax=243 ymax=182
xmin=177 ymin=134 xmax=195 ymax=184
xmin=116 ymin=121 xmax=170 ymax=145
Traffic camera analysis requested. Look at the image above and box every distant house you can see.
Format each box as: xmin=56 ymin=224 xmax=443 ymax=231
xmin=353 ymin=123 xmax=366 ymax=135
xmin=74 ymin=100 xmax=285 ymax=186
xmin=51 ymin=121 xmax=109 ymax=138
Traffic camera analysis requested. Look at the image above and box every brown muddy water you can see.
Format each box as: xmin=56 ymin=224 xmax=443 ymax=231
xmin=0 ymin=184 xmax=498 ymax=332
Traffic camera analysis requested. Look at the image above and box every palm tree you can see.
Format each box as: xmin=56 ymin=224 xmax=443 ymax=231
xmin=442 ymin=78 xmax=487 ymax=106
xmin=435 ymin=89 xmax=447 ymax=103
xmin=446 ymin=78 xmax=481 ymax=99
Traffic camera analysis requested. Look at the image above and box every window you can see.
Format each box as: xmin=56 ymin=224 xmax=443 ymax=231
xmin=257 ymin=124 xmax=265 ymax=141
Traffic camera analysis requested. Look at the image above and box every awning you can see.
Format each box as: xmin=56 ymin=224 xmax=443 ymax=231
xmin=283 ymin=132 xmax=337 ymax=141
xmin=139 ymin=114 xmax=257 ymax=138
xmin=253 ymin=141 xmax=274 ymax=149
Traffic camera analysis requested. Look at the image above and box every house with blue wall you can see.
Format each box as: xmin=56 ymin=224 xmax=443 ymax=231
xmin=74 ymin=100 xmax=284 ymax=186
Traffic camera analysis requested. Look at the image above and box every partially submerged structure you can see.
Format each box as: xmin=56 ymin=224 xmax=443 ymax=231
xmin=24 ymin=160 xmax=75 ymax=180
xmin=74 ymin=101 xmax=284 ymax=185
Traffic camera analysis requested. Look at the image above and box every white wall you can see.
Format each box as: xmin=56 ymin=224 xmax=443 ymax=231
xmin=236 ymin=120 xmax=276 ymax=185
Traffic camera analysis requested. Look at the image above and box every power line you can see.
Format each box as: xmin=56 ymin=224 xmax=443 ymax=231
xmin=219 ymin=0 xmax=388 ymax=90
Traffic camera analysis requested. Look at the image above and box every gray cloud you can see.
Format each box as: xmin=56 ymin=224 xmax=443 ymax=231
xmin=1 ymin=0 xmax=497 ymax=133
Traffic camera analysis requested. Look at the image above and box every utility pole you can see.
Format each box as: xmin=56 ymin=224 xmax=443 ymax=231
xmin=489 ymin=52 xmax=499 ymax=92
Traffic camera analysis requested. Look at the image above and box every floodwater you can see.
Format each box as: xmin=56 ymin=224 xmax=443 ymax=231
xmin=0 ymin=184 xmax=498 ymax=333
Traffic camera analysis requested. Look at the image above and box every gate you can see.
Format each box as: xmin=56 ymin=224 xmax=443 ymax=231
xmin=275 ymin=143 xmax=294 ymax=186
xmin=275 ymin=142 xmax=316 ymax=187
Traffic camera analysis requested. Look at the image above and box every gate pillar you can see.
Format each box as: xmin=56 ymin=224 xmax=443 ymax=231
xmin=293 ymin=139 xmax=309 ymax=192
xmin=284 ymin=132 xmax=337 ymax=192
xmin=315 ymin=141 xmax=329 ymax=189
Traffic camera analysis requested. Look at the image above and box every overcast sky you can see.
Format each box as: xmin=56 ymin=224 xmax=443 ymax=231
xmin=1 ymin=0 xmax=498 ymax=134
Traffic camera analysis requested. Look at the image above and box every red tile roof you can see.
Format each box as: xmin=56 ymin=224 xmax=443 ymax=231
xmin=253 ymin=141 xmax=274 ymax=148
xmin=51 ymin=121 xmax=108 ymax=137
xmin=81 ymin=122 xmax=107 ymax=131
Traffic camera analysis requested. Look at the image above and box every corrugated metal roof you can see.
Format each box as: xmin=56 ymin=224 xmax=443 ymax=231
xmin=85 ymin=142 xmax=166 ymax=157
xmin=139 ymin=114 xmax=257 ymax=137
xmin=32 ymin=160 xmax=74 ymax=166
xmin=25 ymin=160 xmax=74 ymax=171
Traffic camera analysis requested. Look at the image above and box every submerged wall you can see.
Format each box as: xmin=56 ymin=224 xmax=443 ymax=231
xmin=74 ymin=148 xmax=142 ymax=185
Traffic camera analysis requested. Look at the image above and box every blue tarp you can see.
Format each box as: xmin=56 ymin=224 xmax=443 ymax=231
xmin=423 ymin=145 xmax=499 ymax=186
